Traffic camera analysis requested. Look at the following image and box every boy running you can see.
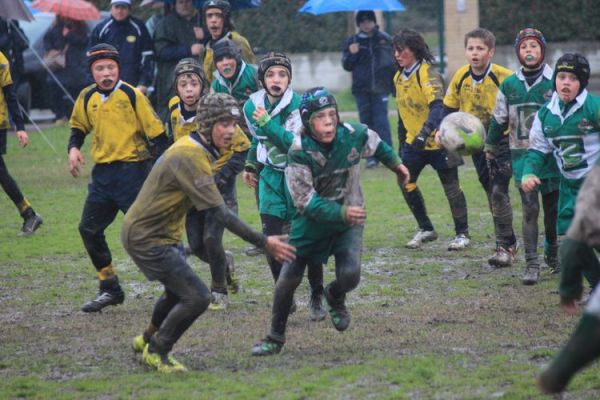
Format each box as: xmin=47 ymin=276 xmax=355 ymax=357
xmin=168 ymin=57 xmax=250 ymax=309
xmin=243 ymin=52 xmax=326 ymax=320
xmin=485 ymin=28 xmax=559 ymax=284
xmin=251 ymin=87 xmax=409 ymax=356
xmin=393 ymin=29 xmax=469 ymax=250
xmin=0 ymin=50 xmax=43 ymax=235
xmin=443 ymin=28 xmax=516 ymax=263
xmin=124 ymin=93 xmax=294 ymax=372
xmin=69 ymin=44 xmax=169 ymax=313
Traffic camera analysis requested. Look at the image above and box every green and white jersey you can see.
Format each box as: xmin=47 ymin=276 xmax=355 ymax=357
xmin=211 ymin=61 xmax=258 ymax=106
xmin=525 ymin=90 xmax=600 ymax=181
xmin=286 ymin=122 xmax=401 ymax=259
xmin=487 ymin=64 xmax=558 ymax=182
xmin=243 ymin=87 xmax=302 ymax=170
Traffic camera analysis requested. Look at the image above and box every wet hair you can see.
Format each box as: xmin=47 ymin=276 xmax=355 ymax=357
xmin=464 ymin=28 xmax=496 ymax=49
xmin=393 ymin=28 xmax=435 ymax=65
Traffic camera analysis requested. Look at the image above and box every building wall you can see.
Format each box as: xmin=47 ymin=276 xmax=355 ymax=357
xmin=444 ymin=0 xmax=480 ymax=78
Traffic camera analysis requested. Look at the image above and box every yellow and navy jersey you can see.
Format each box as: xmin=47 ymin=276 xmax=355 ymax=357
xmin=168 ymin=95 xmax=250 ymax=173
xmin=394 ymin=62 xmax=445 ymax=149
xmin=0 ymin=51 xmax=13 ymax=130
xmin=444 ymin=63 xmax=513 ymax=130
xmin=70 ymin=80 xmax=164 ymax=164
xmin=168 ymin=96 xmax=198 ymax=142
xmin=122 ymin=135 xmax=224 ymax=250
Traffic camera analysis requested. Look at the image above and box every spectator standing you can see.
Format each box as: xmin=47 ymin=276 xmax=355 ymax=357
xmin=0 ymin=18 xmax=28 ymax=86
xmin=153 ymin=0 xmax=203 ymax=120
xmin=342 ymin=11 xmax=395 ymax=168
xmin=90 ymin=0 xmax=155 ymax=94
xmin=43 ymin=17 xmax=89 ymax=124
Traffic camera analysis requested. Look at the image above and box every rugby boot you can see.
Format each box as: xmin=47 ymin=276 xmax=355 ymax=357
xmin=208 ymin=291 xmax=229 ymax=311
xmin=142 ymin=344 xmax=188 ymax=373
xmin=406 ymin=229 xmax=438 ymax=249
xmin=225 ymin=250 xmax=240 ymax=294
xmin=447 ymin=233 xmax=470 ymax=251
xmin=81 ymin=276 xmax=125 ymax=312
xmin=132 ymin=335 xmax=147 ymax=353
xmin=544 ymin=242 xmax=560 ymax=274
xmin=488 ymin=242 xmax=519 ymax=268
xmin=251 ymin=337 xmax=284 ymax=356
xmin=20 ymin=208 xmax=43 ymax=236
xmin=324 ymin=284 xmax=350 ymax=332
xmin=309 ymin=292 xmax=327 ymax=321
xmin=522 ymin=261 xmax=540 ymax=285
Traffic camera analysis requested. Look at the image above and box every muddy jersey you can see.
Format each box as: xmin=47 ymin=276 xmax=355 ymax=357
xmin=286 ymin=122 xmax=401 ymax=259
xmin=486 ymin=64 xmax=559 ymax=182
xmin=70 ymin=80 xmax=164 ymax=163
xmin=211 ymin=61 xmax=258 ymax=105
xmin=444 ymin=63 xmax=513 ymax=133
xmin=394 ymin=62 xmax=445 ymax=149
xmin=121 ymin=134 xmax=223 ymax=251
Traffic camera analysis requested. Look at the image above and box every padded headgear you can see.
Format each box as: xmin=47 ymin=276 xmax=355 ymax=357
xmin=87 ymin=43 xmax=120 ymax=69
xmin=554 ymin=53 xmax=590 ymax=94
xmin=196 ymin=93 xmax=240 ymax=143
xmin=514 ymin=28 xmax=546 ymax=69
xmin=299 ymin=87 xmax=338 ymax=134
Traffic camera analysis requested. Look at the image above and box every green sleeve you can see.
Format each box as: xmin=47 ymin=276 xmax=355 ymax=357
xmin=304 ymin=194 xmax=346 ymax=223
xmin=559 ymin=238 xmax=588 ymax=303
xmin=374 ymin=140 xmax=402 ymax=170
xmin=244 ymin=136 xmax=259 ymax=171
xmin=484 ymin=116 xmax=508 ymax=153
xmin=257 ymin=117 xmax=295 ymax=152
xmin=522 ymin=149 xmax=546 ymax=179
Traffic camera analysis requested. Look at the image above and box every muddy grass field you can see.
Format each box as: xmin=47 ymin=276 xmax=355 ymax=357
xmin=1 ymin=126 xmax=600 ymax=399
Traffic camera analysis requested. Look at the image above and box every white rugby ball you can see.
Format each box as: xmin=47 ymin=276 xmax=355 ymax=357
xmin=438 ymin=112 xmax=485 ymax=155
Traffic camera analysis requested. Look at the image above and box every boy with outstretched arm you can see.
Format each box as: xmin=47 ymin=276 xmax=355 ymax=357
xmin=124 ymin=93 xmax=294 ymax=373
xmin=251 ymin=87 xmax=409 ymax=356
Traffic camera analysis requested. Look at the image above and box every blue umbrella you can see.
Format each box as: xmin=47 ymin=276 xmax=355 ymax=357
xmin=299 ymin=0 xmax=405 ymax=15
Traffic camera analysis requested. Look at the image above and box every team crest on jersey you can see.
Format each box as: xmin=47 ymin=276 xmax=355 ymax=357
xmin=577 ymin=118 xmax=594 ymax=133
xmin=347 ymin=147 xmax=359 ymax=162
xmin=543 ymin=125 xmax=554 ymax=135
xmin=543 ymin=89 xmax=553 ymax=101
xmin=127 ymin=35 xmax=136 ymax=43
xmin=116 ymin=100 xmax=130 ymax=109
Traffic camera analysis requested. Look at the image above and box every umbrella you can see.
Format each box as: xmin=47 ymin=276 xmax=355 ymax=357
xmin=299 ymin=0 xmax=405 ymax=15
xmin=31 ymin=0 xmax=100 ymax=21
xmin=0 ymin=0 xmax=35 ymax=22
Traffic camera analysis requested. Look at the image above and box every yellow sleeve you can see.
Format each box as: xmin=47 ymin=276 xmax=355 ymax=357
xmin=232 ymin=32 xmax=255 ymax=65
xmin=203 ymin=49 xmax=214 ymax=83
xmin=422 ymin=65 xmax=444 ymax=105
xmin=69 ymin=89 xmax=93 ymax=133
xmin=443 ymin=68 xmax=464 ymax=109
xmin=231 ymin=126 xmax=250 ymax=153
xmin=136 ymin=90 xmax=165 ymax=139
xmin=0 ymin=52 xmax=12 ymax=88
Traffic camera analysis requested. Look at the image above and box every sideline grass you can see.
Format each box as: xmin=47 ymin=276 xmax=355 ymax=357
xmin=1 ymin=125 xmax=599 ymax=399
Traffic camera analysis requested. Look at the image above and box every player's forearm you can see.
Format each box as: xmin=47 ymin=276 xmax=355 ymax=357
xmin=485 ymin=117 xmax=508 ymax=152
xmin=68 ymin=128 xmax=86 ymax=151
xmin=212 ymin=204 xmax=267 ymax=248
xmin=2 ymin=84 xmax=25 ymax=130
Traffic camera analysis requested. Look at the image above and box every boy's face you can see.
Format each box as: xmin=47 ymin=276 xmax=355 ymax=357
xmin=216 ymin=56 xmax=237 ymax=79
xmin=211 ymin=119 xmax=236 ymax=149
xmin=310 ymin=107 xmax=338 ymax=144
xmin=555 ymin=71 xmax=580 ymax=103
xmin=264 ymin=66 xmax=289 ymax=97
xmin=205 ymin=7 xmax=224 ymax=38
xmin=358 ymin=19 xmax=376 ymax=35
xmin=465 ymin=37 xmax=494 ymax=73
xmin=394 ymin=46 xmax=417 ymax=68
xmin=91 ymin=59 xmax=119 ymax=91
xmin=176 ymin=74 xmax=203 ymax=108
xmin=519 ymin=38 xmax=542 ymax=69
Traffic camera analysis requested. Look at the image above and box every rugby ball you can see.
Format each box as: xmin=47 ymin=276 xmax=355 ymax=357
xmin=438 ymin=112 xmax=485 ymax=155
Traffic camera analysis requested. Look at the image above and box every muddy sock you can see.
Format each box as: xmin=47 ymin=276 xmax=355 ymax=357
xmin=539 ymin=313 xmax=600 ymax=393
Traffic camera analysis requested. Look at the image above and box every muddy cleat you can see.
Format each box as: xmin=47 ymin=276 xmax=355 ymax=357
xmin=225 ymin=250 xmax=240 ymax=294
xmin=406 ymin=229 xmax=438 ymax=249
xmin=20 ymin=211 xmax=43 ymax=236
xmin=309 ymin=293 xmax=327 ymax=321
xmin=132 ymin=335 xmax=147 ymax=353
xmin=243 ymin=245 xmax=264 ymax=256
xmin=488 ymin=242 xmax=519 ymax=268
xmin=544 ymin=241 xmax=559 ymax=272
xmin=208 ymin=291 xmax=229 ymax=311
xmin=324 ymin=285 xmax=350 ymax=332
xmin=447 ymin=233 xmax=470 ymax=251
xmin=251 ymin=337 xmax=283 ymax=356
xmin=142 ymin=344 xmax=188 ymax=373
xmin=81 ymin=290 xmax=124 ymax=312
xmin=522 ymin=262 xmax=540 ymax=285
